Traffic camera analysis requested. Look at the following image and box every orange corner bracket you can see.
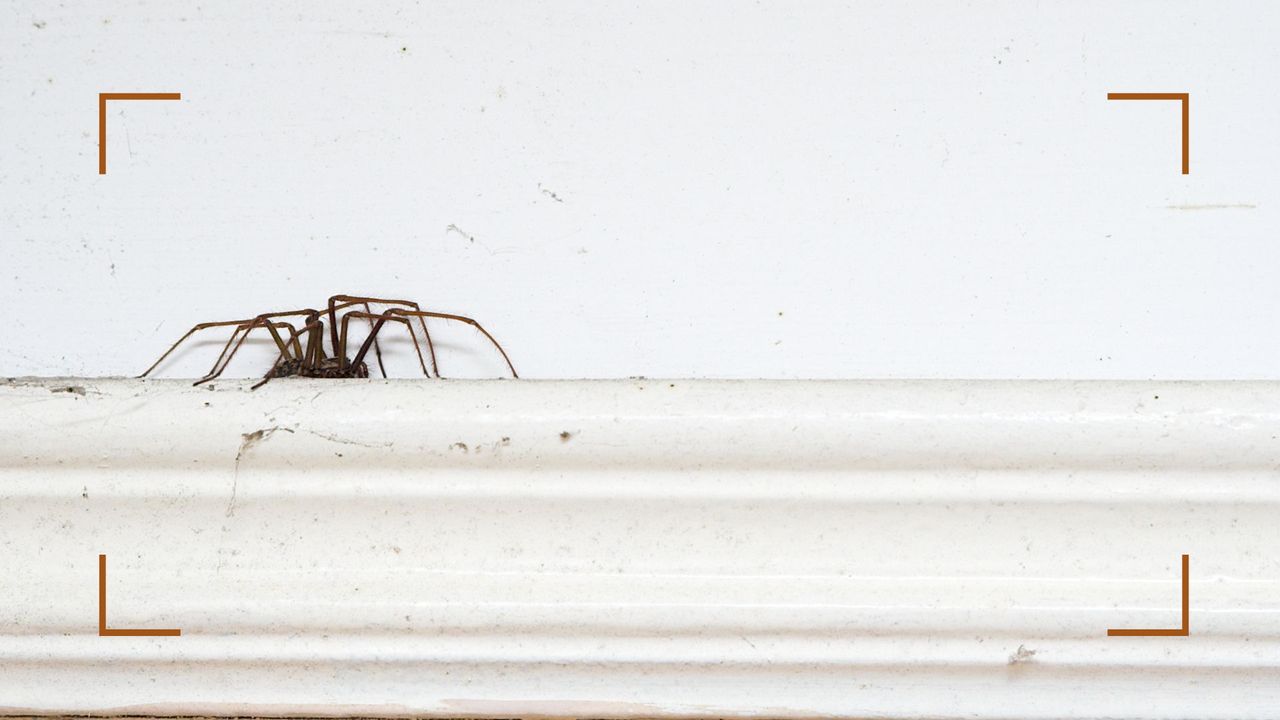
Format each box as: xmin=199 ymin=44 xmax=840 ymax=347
xmin=97 ymin=92 xmax=181 ymax=175
xmin=1107 ymin=554 xmax=1190 ymax=637
xmin=98 ymin=554 xmax=181 ymax=637
xmin=1106 ymin=92 xmax=1190 ymax=175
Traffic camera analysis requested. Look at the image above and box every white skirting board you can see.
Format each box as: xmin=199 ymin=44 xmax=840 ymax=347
xmin=0 ymin=378 xmax=1278 ymax=718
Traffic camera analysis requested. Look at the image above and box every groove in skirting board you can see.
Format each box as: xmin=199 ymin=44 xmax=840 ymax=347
xmin=1 ymin=378 xmax=1278 ymax=719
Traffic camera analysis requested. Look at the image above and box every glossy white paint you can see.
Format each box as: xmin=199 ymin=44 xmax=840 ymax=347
xmin=1 ymin=378 xmax=1278 ymax=717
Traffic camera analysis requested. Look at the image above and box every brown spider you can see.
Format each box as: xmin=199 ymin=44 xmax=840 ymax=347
xmin=139 ymin=294 xmax=517 ymax=388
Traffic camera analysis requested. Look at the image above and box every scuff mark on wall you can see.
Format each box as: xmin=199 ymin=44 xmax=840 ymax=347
xmin=538 ymin=183 xmax=564 ymax=203
xmin=1007 ymin=644 xmax=1037 ymax=665
xmin=230 ymin=426 xmax=293 ymax=516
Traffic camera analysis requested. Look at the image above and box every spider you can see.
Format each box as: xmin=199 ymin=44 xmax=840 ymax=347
xmin=139 ymin=294 xmax=517 ymax=388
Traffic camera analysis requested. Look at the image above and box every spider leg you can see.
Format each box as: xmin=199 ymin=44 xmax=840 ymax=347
xmin=320 ymin=299 xmax=391 ymax=375
xmin=353 ymin=302 xmax=388 ymax=378
xmin=200 ymin=319 xmax=305 ymax=381
xmin=251 ymin=318 xmax=325 ymax=390
xmin=303 ymin=316 xmax=325 ymax=369
xmin=197 ymin=319 xmax=280 ymax=383
xmin=284 ymin=321 xmax=305 ymax=359
xmin=387 ymin=309 xmax=517 ymax=378
xmin=141 ymin=307 xmax=323 ymax=379
xmin=265 ymin=319 xmax=305 ymax=364
xmin=194 ymin=318 xmax=301 ymax=386
xmin=340 ymin=311 xmax=429 ymax=378
xmin=329 ymin=295 xmax=440 ymax=377
xmin=139 ymin=318 xmax=260 ymax=377
xmin=202 ymin=323 xmax=251 ymax=381
xmin=196 ymin=309 xmax=324 ymax=383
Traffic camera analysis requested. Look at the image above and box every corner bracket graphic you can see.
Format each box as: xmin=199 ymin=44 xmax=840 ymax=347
xmin=1106 ymin=92 xmax=1190 ymax=175
xmin=97 ymin=92 xmax=181 ymax=174
xmin=1107 ymin=554 xmax=1190 ymax=637
xmin=98 ymin=554 xmax=181 ymax=637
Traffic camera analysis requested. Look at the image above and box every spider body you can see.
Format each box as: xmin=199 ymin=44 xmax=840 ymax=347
xmin=140 ymin=294 xmax=515 ymax=388
xmin=266 ymin=356 xmax=369 ymax=380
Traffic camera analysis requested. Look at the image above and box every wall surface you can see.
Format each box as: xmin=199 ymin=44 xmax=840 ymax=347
xmin=2 ymin=1 xmax=1280 ymax=379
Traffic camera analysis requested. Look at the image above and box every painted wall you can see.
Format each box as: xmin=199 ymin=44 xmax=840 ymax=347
xmin=3 ymin=1 xmax=1278 ymax=379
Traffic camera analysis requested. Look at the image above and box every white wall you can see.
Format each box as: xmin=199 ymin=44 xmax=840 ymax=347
xmin=3 ymin=1 xmax=1279 ymax=379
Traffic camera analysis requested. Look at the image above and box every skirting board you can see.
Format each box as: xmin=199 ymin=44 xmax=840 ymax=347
xmin=0 ymin=378 xmax=1278 ymax=718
